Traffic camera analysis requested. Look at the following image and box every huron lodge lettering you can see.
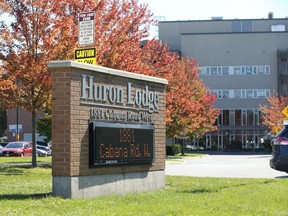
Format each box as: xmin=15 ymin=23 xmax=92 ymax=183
xmin=81 ymin=74 xmax=159 ymax=113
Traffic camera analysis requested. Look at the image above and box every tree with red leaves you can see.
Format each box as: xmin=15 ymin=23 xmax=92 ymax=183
xmin=138 ymin=40 xmax=219 ymax=138
xmin=260 ymin=94 xmax=288 ymax=134
xmin=0 ymin=0 xmax=77 ymax=167
xmin=0 ymin=0 xmax=218 ymax=167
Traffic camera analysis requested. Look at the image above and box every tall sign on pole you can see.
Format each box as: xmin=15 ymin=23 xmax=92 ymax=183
xmin=78 ymin=11 xmax=95 ymax=46
xmin=76 ymin=11 xmax=96 ymax=65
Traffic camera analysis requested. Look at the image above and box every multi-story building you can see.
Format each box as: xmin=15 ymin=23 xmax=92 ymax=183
xmin=159 ymin=13 xmax=288 ymax=150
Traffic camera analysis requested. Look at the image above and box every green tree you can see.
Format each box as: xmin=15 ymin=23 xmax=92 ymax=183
xmin=37 ymin=109 xmax=51 ymax=143
xmin=0 ymin=102 xmax=7 ymax=137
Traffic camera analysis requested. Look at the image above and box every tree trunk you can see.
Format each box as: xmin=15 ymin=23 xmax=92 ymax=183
xmin=31 ymin=110 xmax=37 ymax=167
xmin=181 ymin=138 xmax=185 ymax=156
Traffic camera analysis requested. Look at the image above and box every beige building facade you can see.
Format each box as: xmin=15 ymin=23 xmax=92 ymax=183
xmin=159 ymin=15 xmax=288 ymax=150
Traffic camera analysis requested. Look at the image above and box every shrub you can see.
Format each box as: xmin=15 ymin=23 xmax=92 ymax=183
xmin=166 ymin=144 xmax=182 ymax=156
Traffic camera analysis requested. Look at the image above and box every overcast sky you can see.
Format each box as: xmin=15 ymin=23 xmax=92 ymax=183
xmin=139 ymin=0 xmax=288 ymax=21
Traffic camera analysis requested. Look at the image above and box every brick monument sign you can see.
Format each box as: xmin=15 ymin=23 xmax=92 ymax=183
xmin=48 ymin=61 xmax=168 ymax=198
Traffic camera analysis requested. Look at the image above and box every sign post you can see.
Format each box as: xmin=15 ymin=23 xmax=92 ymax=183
xmin=78 ymin=11 xmax=95 ymax=46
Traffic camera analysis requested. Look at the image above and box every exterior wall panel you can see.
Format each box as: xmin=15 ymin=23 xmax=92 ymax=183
xmin=159 ymin=17 xmax=288 ymax=150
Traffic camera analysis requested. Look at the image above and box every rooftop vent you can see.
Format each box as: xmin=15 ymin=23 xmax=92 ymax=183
xmin=268 ymin=12 xmax=273 ymax=19
xmin=211 ymin=16 xmax=223 ymax=20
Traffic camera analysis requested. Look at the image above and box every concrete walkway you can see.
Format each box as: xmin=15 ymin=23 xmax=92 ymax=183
xmin=165 ymin=152 xmax=287 ymax=178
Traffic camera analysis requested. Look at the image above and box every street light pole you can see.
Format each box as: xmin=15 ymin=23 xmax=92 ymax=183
xmin=16 ymin=106 xmax=19 ymax=141
xmin=16 ymin=78 xmax=19 ymax=141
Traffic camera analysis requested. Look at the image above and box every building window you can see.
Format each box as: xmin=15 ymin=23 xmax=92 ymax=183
xmin=235 ymin=110 xmax=242 ymax=126
xmin=247 ymin=109 xmax=254 ymax=126
xmin=217 ymin=90 xmax=222 ymax=98
xmin=217 ymin=110 xmax=223 ymax=126
xmin=234 ymin=66 xmax=242 ymax=75
xmin=222 ymin=90 xmax=229 ymax=98
xmin=231 ymin=20 xmax=252 ymax=32
xmin=253 ymin=90 xmax=258 ymax=98
xmin=252 ymin=66 xmax=258 ymax=75
xmin=211 ymin=67 xmax=217 ymax=75
xmin=241 ymin=90 xmax=246 ymax=98
xmin=223 ymin=110 xmax=229 ymax=126
xmin=258 ymin=66 xmax=265 ymax=74
xmin=271 ymin=24 xmax=285 ymax=32
xmin=217 ymin=67 xmax=222 ymax=75
xmin=258 ymin=89 xmax=266 ymax=98
xmin=222 ymin=67 xmax=229 ymax=75
xmin=199 ymin=67 xmax=206 ymax=75
xmin=246 ymin=66 xmax=252 ymax=74
xmin=231 ymin=20 xmax=241 ymax=32
xmin=246 ymin=90 xmax=253 ymax=98
xmin=242 ymin=110 xmax=247 ymax=126
xmin=254 ymin=109 xmax=259 ymax=125
xmin=242 ymin=20 xmax=253 ymax=32
xmin=265 ymin=65 xmax=270 ymax=74
xmin=229 ymin=109 xmax=235 ymax=126
xmin=235 ymin=90 xmax=241 ymax=98
xmin=280 ymin=58 xmax=288 ymax=75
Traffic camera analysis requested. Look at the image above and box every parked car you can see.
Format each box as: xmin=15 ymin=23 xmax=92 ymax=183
xmin=37 ymin=141 xmax=52 ymax=148
xmin=0 ymin=144 xmax=3 ymax=154
xmin=36 ymin=148 xmax=48 ymax=157
xmin=0 ymin=141 xmax=33 ymax=157
xmin=270 ymin=123 xmax=288 ymax=173
xmin=36 ymin=145 xmax=52 ymax=156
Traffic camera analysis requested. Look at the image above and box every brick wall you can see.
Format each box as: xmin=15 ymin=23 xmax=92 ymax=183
xmin=50 ymin=61 xmax=167 ymax=177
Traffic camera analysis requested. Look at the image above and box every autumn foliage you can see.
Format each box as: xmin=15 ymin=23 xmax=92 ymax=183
xmin=0 ymin=0 xmax=219 ymax=145
xmin=137 ymin=41 xmax=219 ymax=137
xmin=0 ymin=0 xmax=81 ymax=166
xmin=260 ymin=94 xmax=288 ymax=134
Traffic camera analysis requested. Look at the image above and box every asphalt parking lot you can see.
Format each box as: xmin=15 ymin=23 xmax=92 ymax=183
xmin=165 ymin=152 xmax=288 ymax=178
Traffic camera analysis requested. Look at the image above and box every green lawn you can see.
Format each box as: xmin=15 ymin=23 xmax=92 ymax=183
xmin=0 ymin=156 xmax=51 ymax=164
xmin=0 ymin=160 xmax=288 ymax=215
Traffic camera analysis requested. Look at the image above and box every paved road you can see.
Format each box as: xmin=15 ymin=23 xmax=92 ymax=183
xmin=165 ymin=152 xmax=288 ymax=178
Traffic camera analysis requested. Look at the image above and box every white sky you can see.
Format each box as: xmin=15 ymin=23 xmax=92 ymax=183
xmin=139 ymin=0 xmax=288 ymax=21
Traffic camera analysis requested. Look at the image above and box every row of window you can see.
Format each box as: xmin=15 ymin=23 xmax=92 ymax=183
xmin=217 ymin=109 xmax=262 ymax=127
xmin=210 ymin=89 xmax=270 ymax=99
xmin=231 ymin=20 xmax=286 ymax=33
xmin=200 ymin=65 xmax=270 ymax=76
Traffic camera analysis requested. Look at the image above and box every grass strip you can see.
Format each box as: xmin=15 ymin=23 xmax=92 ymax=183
xmin=0 ymin=156 xmax=52 ymax=164
xmin=0 ymin=165 xmax=288 ymax=215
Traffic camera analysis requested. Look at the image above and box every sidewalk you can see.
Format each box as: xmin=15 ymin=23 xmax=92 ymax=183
xmin=165 ymin=153 xmax=287 ymax=178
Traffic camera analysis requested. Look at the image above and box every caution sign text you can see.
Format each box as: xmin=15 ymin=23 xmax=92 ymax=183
xmin=74 ymin=48 xmax=96 ymax=65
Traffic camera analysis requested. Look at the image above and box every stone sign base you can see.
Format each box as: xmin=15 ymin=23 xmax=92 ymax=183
xmin=52 ymin=171 xmax=165 ymax=199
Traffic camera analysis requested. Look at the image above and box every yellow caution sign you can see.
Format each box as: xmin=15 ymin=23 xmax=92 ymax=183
xmin=274 ymin=126 xmax=282 ymax=134
xmin=282 ymin=106 xmax=288 ymax=118
xmin=74 ymin=48 xmax=96 ymax=65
